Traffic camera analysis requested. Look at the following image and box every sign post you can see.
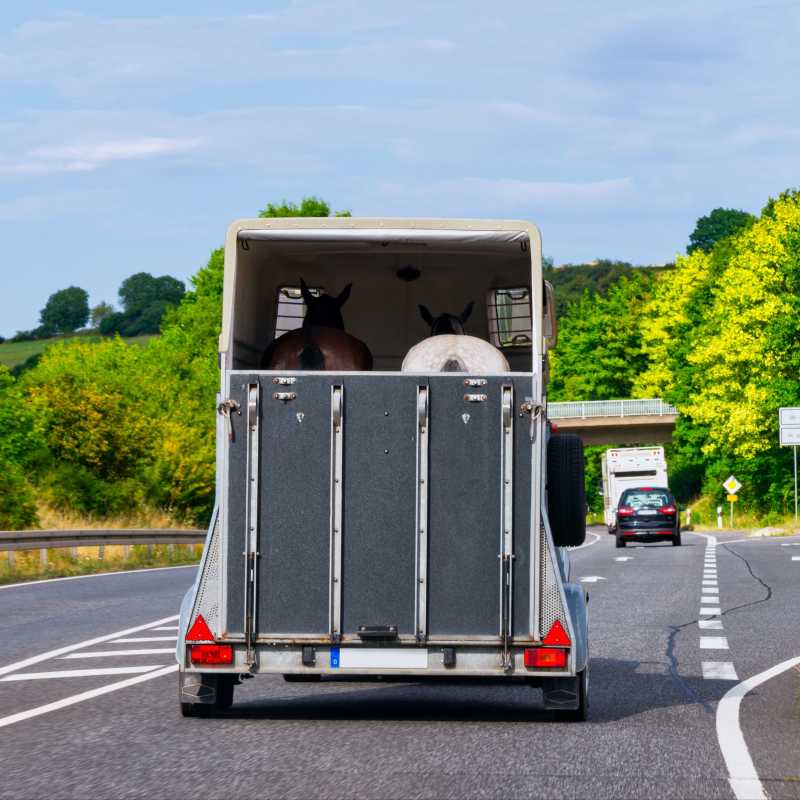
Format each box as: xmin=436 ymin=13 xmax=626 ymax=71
xmin=722 ymin=475 xmax=741 ymax=528
xmin=779 ymin=408 xmax=800 ymax=524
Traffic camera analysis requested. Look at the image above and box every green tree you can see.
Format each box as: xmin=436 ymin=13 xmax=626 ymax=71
xmin=548 ymin=273 xmax=655 ymax=402
xmin=687 ymin=207 xmax=756 ymax=254
xmin=102 ymin=273 xmax=186 ymax=336
xmin=39 ymin=286 xmax=89 ymax=334
xmin=259 ymin=196 xmax=351 ymax=218
xmin=90 ymin=301 xmax=115 ymax=328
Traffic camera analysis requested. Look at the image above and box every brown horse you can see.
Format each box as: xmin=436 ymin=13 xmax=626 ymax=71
xmin=261 ymin=280 xmax=373 ymax=371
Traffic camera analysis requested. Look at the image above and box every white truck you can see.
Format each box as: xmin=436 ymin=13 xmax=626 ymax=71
xmin=601 ymin=447 xmax=668 ymax=533
xmin=176 ymin=217 xmax=590 ymax=720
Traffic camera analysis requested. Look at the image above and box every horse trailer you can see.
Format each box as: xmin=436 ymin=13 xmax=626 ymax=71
xmin=177 ymin=217 xmax=590 ymax=719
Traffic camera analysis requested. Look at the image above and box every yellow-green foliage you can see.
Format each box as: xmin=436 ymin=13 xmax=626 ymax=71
xmin=684 ymin=196 xmax=800 ymax=458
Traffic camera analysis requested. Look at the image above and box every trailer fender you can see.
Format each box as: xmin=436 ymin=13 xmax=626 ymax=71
xmin=563 ymin=582 xmax=589 ymax=672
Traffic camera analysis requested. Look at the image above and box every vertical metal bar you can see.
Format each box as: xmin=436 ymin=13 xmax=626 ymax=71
xmin=414 ymin=385 xmax=430 ymax=642
xmin=794 ymin=445 xmax=798 ymax=524
xmin=98 ymin=545 xmax=105 ymax=561
xmin=329 ymin=385 xmax=344 ymax=642
xmin=500 ymin=385 xmax=514 ymax=669
xmin=6 ymin=550 xmax=15 ymax=569
xmin=530 ymin=377 xmax=543 ymax=641
xmin=40 ymin=548 xmax=48 ymax=569
xmin=244 ymin=382 xmax=261 ymax=664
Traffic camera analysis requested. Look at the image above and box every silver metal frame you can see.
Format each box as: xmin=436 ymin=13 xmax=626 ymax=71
xmin=499 ymin=384 xmax=515 ymax=669
xmin=243 ymin=382 xmax=261 ymax=663
xmin=414 ymin=385 xmax=430 ymax=641
xmin=328 ymin=385 xmax=344 ymax=641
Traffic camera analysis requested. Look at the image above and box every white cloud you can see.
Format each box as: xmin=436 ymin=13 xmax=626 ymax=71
xmin=0 ymin=136 xmax=201 ymax=176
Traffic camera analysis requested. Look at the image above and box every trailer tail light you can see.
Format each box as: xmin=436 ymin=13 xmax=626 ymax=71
xmin=658 ymin=504 xmax=677 ymax=514
xmin=617 ymin=506 xmax=635 ymax=516
xmin=190 ymin=644 xmax=233 ymax=665
xmin=524 ymin=647 xmax=567 ymax=669
xmin=543 ymin=620 xmax=571 ymax=646
xmin=186 ymin=614 xmax=214 ymax=642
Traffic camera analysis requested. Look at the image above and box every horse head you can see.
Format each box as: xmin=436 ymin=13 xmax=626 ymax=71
xmin=418 ymin=302 xmax=474 ymax=336
xmin=301 ymin=278 xmax=352 ymax=330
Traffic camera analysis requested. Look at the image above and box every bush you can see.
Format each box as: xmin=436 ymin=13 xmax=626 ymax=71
xmin=0 ymin=458 xmax=38 ymax=530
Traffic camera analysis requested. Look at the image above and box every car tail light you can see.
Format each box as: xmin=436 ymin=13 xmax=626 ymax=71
xmin=524 ymin=647 xmax=568 ymax=668
xmin=617 ymin=506 xmax=634 ymax=516
xmin=658 ymin=504 xmax=677 ymax=514
xmin=190 ymin=644 xmax=233 ymax=665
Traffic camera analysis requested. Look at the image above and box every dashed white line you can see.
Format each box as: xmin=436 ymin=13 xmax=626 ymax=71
xmin=0 ymin=666 xmax=164 ymax=682
xmin=792 ymin=556 xmax=800 ymax=561
xmin=702 ymin=661 xmax=738 ymax=680
xmin=702 ymin=587 xmax=720 ymax=595
xmin=0 ymin=615 xmax=179 ymax=678
xmin=700 ymin=636 xmax=729 ymax=650
xmin=699 ymin=619 xmax=724 ymax=629
xmin=60 ymin=648 xmax=175 ymax=659
xmin=717 ymin=655 xmax=800 ymax=800
xmin=703 ymin=580 xmax=718 ymax=586
xmin=614 ymin=556 xmax=633 ymax=562
xmin=0 ymin=665 xmax=177 ymax=730
xmin=700 ymin=606 xmax=722 ymax=616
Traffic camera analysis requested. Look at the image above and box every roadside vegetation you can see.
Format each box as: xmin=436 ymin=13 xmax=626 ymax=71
xmin=0 ymin=193 xmax=797 ymax=543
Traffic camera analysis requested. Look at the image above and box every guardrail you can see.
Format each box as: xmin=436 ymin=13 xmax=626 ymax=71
xmin=0 ymin=528 xmax=205 ymax=568
xmin=548 ymin=398 xmax=678 ymax=420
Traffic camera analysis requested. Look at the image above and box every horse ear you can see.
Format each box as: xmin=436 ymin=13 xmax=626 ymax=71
xmin=459 ymin=301 xmax=474 ymax=324
xmin=336 ymin=283 xmax=352 ymax=307
xmin=300 ymin=278 xmax=314 ymax=305
xmin=419 ymin=305 xmax=434 ymax=327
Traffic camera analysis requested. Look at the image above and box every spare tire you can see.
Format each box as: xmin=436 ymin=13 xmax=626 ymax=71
xmin=547 ymin=434 xmax=586 ymax=547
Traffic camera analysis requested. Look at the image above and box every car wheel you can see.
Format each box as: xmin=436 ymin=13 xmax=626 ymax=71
xmin=672 ymin=533 xmax=682 ymax=547
xmin=547 ymin=434 xmax=586 ymax=548
xmin=615 ymin=537 xmax=625 ymax=548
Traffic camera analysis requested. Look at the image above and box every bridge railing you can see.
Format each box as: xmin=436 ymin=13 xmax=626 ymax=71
xmin=548 ymin=398 xmax=678 ymax=419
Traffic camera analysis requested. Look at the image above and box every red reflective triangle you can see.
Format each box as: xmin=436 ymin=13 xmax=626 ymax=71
xmin=186 ymin=614 xmax=214 ymax=642
xmin=543 ymin=620 xmax=571 ymax=646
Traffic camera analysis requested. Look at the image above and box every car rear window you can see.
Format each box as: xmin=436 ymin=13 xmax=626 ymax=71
xmin=620 ymin=490 xmax=671 ymax=508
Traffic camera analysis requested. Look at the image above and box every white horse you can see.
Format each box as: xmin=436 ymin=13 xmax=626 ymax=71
xmin=402 ymin=303 xmax=510 ymax=373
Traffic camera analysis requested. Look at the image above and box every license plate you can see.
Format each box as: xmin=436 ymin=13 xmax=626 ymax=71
xmin=639 ymin=509 xmax=657 ymax=515
xmin=330 ymin=648 xmax=429 ymax=669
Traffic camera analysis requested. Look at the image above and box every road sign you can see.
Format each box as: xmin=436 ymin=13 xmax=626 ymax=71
xmin=779 ymin=407 xmax=800 ymax=427
xmin=722 ymin=475 xmax=741 ymax=494
xmin=780 ymin=427 xmax=800 ymax=445
xmin=726 ymin=494 xmax=738 ymax=502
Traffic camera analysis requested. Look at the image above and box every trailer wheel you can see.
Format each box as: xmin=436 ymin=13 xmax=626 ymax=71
xmin=179 ymin=672 xmax=235 ymax=717
xmin=615 ymin=537 xmax=626 ymax=548
xmin=547 ymin=434 xmax=586 ymax=547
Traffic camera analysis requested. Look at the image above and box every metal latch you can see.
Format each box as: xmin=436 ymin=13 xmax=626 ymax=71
xmin=519 ymin=400 xmax=543 ymax=417
xmin=273 ymin=392 xmax=297 ymax=402
xmin=463 ymin=393 xmax=487 ymax=402
xmin=272 ymin=376 xmax=296 ymax=385
xmin=463 ymin=378 xmax=487 ymax=387
xmin=217 ymin=398 xmax=241 ymax=441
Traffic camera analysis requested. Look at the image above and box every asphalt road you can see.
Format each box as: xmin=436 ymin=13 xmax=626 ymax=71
xmin=0 ymin=529 xmax=798 ymax=799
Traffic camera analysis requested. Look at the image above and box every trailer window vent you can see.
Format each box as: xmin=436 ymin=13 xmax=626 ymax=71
xmin=486 ymin=287 xmax=532 ymax=349
xmin=275 ymin=285 xmax=323 ymax=337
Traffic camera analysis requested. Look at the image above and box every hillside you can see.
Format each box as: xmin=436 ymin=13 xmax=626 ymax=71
xmin=0 ymin=333 xmax=153 ymax=370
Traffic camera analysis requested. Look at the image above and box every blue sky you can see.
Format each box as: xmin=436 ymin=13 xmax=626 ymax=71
xmin=1 ymin=1 xmax=799 ymax=336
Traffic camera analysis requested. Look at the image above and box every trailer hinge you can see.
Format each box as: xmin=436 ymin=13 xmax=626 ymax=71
xmin=217 ymin=399 xmax=241 ymax=441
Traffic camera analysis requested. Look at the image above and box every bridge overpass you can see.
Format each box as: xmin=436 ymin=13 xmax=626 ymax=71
xmin=548 ymin=398 xmax=677 ymax=445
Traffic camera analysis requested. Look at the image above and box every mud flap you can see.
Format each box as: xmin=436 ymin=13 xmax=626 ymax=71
xmin=179 ymin=671 xmax=226 ymax=706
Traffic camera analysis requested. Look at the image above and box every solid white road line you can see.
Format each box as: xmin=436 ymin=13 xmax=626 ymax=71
xmin=568 ymin=531 xmax=601 ymax=551
xmin=0 ymin=615 xmax=179 ymax=678
xmin=0 ymin=665 xmax=177 ymax=730
xmin=0 ymin=666 xmax=163 ymax=682
xmin=699 ymin=619 xmax=724 ymax=629
xmin=702 ymin=661 xmax=738 ymax=680
xmin=717 ymin=655 xmax=800 ymax=800
xmin=700 ymin=606 xmax=722 ymax=616
xmin=792 ymin=556 xmax=800 ymax=561
xmin=60 ymin=648 xmax=175 ymax=659
xmin=151 ymin=626 xmax=179 ymax=631
xmin=0 ymin=564 xmax=196 ymax=591
xmin=700 ymin=636 xmax=729 ymax=650
xmin=109 ymin=636 xmax=177 ymax=643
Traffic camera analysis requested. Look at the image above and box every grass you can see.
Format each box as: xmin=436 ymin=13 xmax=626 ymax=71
xmin=0 ymin=332 xmax=154 ymax=368
xmin=0 ymin=502 xmax=204 ymax=586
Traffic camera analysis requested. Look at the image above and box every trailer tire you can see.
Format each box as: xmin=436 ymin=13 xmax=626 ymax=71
xmin=547 ymin=434 xmax=586 ymax=547
xmin=615 ymin=537 xmax=625 ymax=548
